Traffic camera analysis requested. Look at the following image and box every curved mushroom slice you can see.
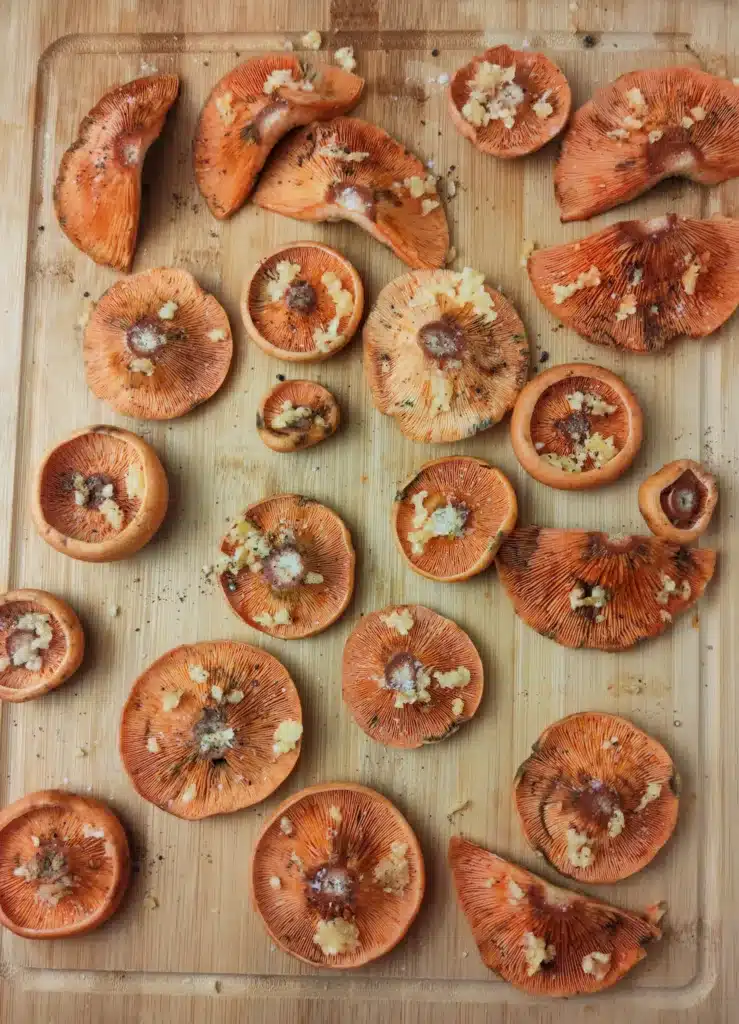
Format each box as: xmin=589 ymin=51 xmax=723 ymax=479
xmin=528 ymin=214 xmax=739 ymax=352
xmin=639 ymin=459 xmax=718 ymax=544
xmin=342 ymin=604 xmax=484 ymax=748
xmin=253 ymin=118 xmax=450 ymax=269
xmin=257 ymin=380 xmax=340 ymax=452
xmin=0 ymin=590 xmax=84 ymax=703
xmin=448 ymin=45 xmax=571 ymax=157
xmin=194 ymin=55 xmax=364 ymax=219
xmin=363 ymin=269 xmax=529 ymax=442
xmin=448 ymin=837 xmax=660 ymax=996
xmin=555 ymin=67 xmax=739 ymax=222
xmin=251 ymin=783 xmax=425 ymax=967
xmin=495 ymin=527 xmax=716 ymax=650
xmin=515 ymin=712 xmax=679 ymax=883
xmin=54 ymin=75 xmax=179 ymax=271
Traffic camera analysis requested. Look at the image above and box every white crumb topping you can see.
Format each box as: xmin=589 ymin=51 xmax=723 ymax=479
xmin=254 ymin=608 xmax=293 ymax=628
xmin=607 ymin=808 xmax=625 ymax=837
xmin=82 ymin=824 xmax=105 ymax=839
xmin=188 ymin=664 xmax=209 ymax=684
xmin=269 ymin=875 xmax=282 ymax=889
xmin=161 ymin=690 xmax=183 ymax=712
xmin=408 ymin=500 xmax=466 ymax=554
xmin=301 ymin=30 xmax=322 ymax=50
xmin=207 ymin=328 xmax=227 ymax=342
xmin=146 ymin=736 xmax=160 ymax=753
xmin=181 ymin=783 xmax=197 ymax=804
xmin=508 ymin=878 xmax=525 ymax=902
xmin=271 ymin=400 xmax=313 ymax=430
xmin=226 ymin=689 xmax=244 ymax=704
xmin=615 ymin=293 xmax=637 ymax=321
xmin=10 ymin=612 xmax=53 ymax=671
xmin=263 ymin=68 xmax=314 ymax=95
xmin=126 ymin=464 xmax=146 ymax=501
xmin=451 ymin=697 xmax=465 ymax=716
xmin=130 ymin=357 xmax=155 ymax=375
xmin=566 ymin=391 xmax=617 ymax=416
xmin=373 ymin=842 xmax=410 ymax=893
xmin=582 ymin=951 xmax=611 ymax=980
xmin=551 ymin=265 xmax=601 ymax=304
xmin=648 ymin=129 xmax=663 ymax=143
xmin=682 ymin=257 xmax=702 ymax=295
xmin=313 ymin=917 xmax=359 ymax=956
xmin=273 ymin=719 xmax=303 ymax=755
xmin=462 ymin=61 xmax=523 ymax=130
xmin=434 ymin=666 xmax=471 ymax=689
xmin=566 ymin=828 xmax=593 ymax=868
xmin=158 ymin=301 xmax=178 ymax=320
xmin=334 ymin=47 xmax=356 ymax=73
xmin=305 ymin=571 xmax=324 ymax=584
xmin=569 ymin=584 xmax=609 ymax=611
xmin=380 ymin=608 xmax=415 ymax=635
xmin=322 ymin=270 xmax=354 ymax=319
xmin=532 ymin=91 xmax=554 ymax=119
xmin=329 ymin=805 xmax=343 ymax=826
xmin=318 ymin=143 xmax=369 ymax=162
xmin=215 ymin=91 xmax=236 ymax=125
xmin=279 ymin=816 xmax=293 ymax=835
xmin=523 ymin=932 xmax=556 ymax=976
xmin=266 ymin=260 xmax=302 ymax=302
xmin=99 ymin=498 xmax=124 ymax=531
xmin=656 ymin=573 xmax=678 ymax=605
xmin=635 ymin=782 xmax=662 ymax=811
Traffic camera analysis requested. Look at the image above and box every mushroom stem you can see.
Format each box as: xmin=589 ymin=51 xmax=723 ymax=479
xmin=418 ymin=315 xmax=465 ymax=360
xmin=661 ymin=470 xmax=704 ymax=525
xmin=285 ymin=280 xmax=317 ymax=313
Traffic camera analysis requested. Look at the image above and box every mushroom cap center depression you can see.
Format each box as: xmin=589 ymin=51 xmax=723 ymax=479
xmin=306 ymin=864 xmax=357 ymax=915
xmin=284 ymin=280 xmax=317 ymax=314
xmin=126 ymin=318 xmax=168 ymax=356
xmin=567 ymin=777 xmax=622 ymax=824
xmin=262 ymin=545 xmax=306 ymax=591
xmin=417 ymin=315 xmax=465 ymax=360
xmin=661 ymin=469 xmax=705 ymax=524
xmin=328 ymin=182 xmax=376 ymax=219
xmin=192 ymin=706 xmax=234 ymax=760
xmin=384 ymin=652 xmax=424 ymax=695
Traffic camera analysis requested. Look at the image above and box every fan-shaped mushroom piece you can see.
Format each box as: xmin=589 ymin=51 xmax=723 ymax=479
xmin=364 ymin=269 xmax=529 ymax=442
xmin=252 ymin=783 xmax=424 ymax=967
xmin=54 ymin=75 xmax=179 ymax=271
xmin=515 ymin=712 xmax=679 ymax=883
xmin=257 ymin=380 xmax=340 ymax=452
xmin=639 ymin=458 xmax=718 ymax=543
xmin=448 ymin=45 xmax=571 ymax=157
xmin=448 ymin=837 xmax=660 ymax=996
xmin=253 ymin=118 xmax=450 ymax=269
xmin=528 ymin=214 xmax=739 ymax=352
xmin=555 ymin=66 xmax=739 ymax=221
xmin=495 ymin=526 xmax=715 ymax=650
xmin=0 ymin=590 xmax=84 ymax=702
xmin=194 ymin=55 xmax=364 ymax=218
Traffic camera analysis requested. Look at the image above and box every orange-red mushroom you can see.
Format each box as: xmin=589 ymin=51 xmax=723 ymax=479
xmin=0 ymin=589 xmax=84 ymax=703
xmin=257 ymin=380 xmax=340 ymax=452
xmin=639 ymin=459 xmax=718 ymax=543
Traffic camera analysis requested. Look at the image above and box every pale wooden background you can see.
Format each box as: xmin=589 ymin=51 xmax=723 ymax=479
xmin=0 ymin=2 xmax=737 ymax=1023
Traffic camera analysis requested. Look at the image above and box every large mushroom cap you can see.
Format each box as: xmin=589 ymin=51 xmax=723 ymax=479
xmin=253 ymin=117 xmax=450 ymax=269
xmin=528 ymin=214 xmax=739 ymax=352
xmin=0 ymin=589 xmax=84 ymax=703
xmin=194 ymin=55 xmax=364 ymax=219
xmin=515 ymin=712 xmax=680 ymax=883
xmin=363 ymin=269 xmax=529 ymax=443
xmin=54 ymin=75 xmax=179 ymax=271
xmin=448 ymin=837 xmax=660 ymax=996
xmin=639 ymin=458 xmax=719 ymax=543
xmin=555 ymin=66 xmax=739 ymax=221
xmin=495 ymin=526 xmax=716 ymax=650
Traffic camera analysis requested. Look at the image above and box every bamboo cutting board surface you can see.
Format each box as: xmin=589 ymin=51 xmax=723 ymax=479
xmin=1 ymin=4 xmax=738 ymax=1023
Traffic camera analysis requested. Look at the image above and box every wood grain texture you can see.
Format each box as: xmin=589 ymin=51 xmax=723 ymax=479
xmin=0 ymin=2 xmax=736 ymax=1022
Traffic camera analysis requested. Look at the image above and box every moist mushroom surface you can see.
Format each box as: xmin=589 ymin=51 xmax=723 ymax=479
xmin=639 ymin=458 xmax=718 ymax=543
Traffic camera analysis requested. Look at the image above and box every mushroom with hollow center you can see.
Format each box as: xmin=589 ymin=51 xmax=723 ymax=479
xmin=0 ymin=590 xmax=84 ymax=703
xmin=639 ymin=459 xmax=718 ymax=543
xmin=257 ymin=380 xmax=340 ymax=452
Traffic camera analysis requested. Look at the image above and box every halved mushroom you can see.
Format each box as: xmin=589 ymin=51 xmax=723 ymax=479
xmin=393 ymin=457 xmax=517 ymax=581
xmin=194 ymin=55 xmax=364 ymax=219
xmin=242 ymin=242 xmax=363 ymax=361
xmin=363 ymin=269 xmax=529 ymax=442
xmin=555 ymin=66 xmax=739 ymax=222
xmin=54 ymin=75 xmax=179 ymax=271
xmin=448 ymin=45 xmax=571 ymax=157
xmin=496 ymin=526 xmax=716 ymax=650
xmin=0 ymin=790 xmax=130 ymax=939
xmin=639 ymin=459 xmax=718 ymax=543
xmin=510 ymin=363 xmax=643 ymax=490
xmin=0 ymin=590 xmax=84 ymax=703
xmin=251 ymin=782 xmax=424 ymax=967
xmin=342 ymin=604 xmax=484 ymax=748
xmin=253 ymin=118 xmax=450 ymax=269
xmin=217 ymin=494 xmax=355 ymax=639
xmin=449 ymin=837 xmax=660 ymax=996
xmin=32 ymin=425 xmax=168 ymax=563
xmin=257 ymin=380 xmax=340 ymax=452
xmin=528 ymin=214 xmax=739 ymax=352
xmin=119 ymin=640 xmax=302 ymax=820
xmin=515 ymin=712 xmax=679 ymax=883
xmin=84 ymin=268 xmax=233 ymax=420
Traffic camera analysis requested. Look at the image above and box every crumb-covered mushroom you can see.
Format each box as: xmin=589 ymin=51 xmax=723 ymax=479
xmin=257 ymin=380 xmax=340 ymax=452
xmin=639 ymin=459 xmax=718 ymax=543
xmin=0 ymin=590 xmax=84 ymax=703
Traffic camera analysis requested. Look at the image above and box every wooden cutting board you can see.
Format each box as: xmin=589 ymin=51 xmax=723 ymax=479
xmin=0 ymin=3 xmax=737 ymax=1023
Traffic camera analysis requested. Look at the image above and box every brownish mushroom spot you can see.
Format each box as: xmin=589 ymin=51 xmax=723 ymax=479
xmin=528 ymin=377 xmax=624 ymax=475
xmin=660 ymin=468 xmax=706 ymax=528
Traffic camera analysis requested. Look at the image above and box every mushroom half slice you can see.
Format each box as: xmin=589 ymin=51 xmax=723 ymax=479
xmin=555 ymin=66 xmax=739 ymax=222
xmin=194 ymin=55 xmax=364 ymax=219
xmin=54 ymin=75 xmax=180 ymax=271
xmin=528 ymin=214 xmax=739 ymax=352
xmin=253 ymin=117 xmax=450 ymax=269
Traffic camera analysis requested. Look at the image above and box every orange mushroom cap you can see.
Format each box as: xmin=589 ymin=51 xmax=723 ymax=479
xmin=251 ymin=782 xmax=424 ymax=968
xmin=194 ymin=55 xmax=364 ymax=219
xmin=528 ymin=214 xmax=739 ymax=352
xmin=510 ymin=363 xmax=643 ymax=490
xmin=392 ymin=457 xmax=517 ymax=582
xmin=84 ymin=268 xmax=233 ymax=420
xmin=218 ymin=494 xmax=355 ymax=640
xmin=448 ymin=45 xmax=571 ymax=157
xmin=253 ymin=118 xmax=450 ymax=269
xmin=54 ymin=75 xmax=179 ymax=271
xmin=0 ymin=790 xmax=130 ymax=939
xmin=448 ymin=837 xmax=660 ymax=996
xmin=0 ymin=590 xmax=84 ymax=703
xmin=257 ymin=379 xmax=340 ymax=452
xmin=31 ymin=426 xmax=168 ymax=563
xmin=496 ymin=526 xmax=716 ymax=650
xmin=639 ymin=458 xmax=718 ymax=543
xmin=241 ymin=241 xmax=364 ymax=362
xmin=363 ymin=269 xmax=529 ymax=443
xmin=555 ymin=66 xmax=739 ymax=222
xmin=119 ymin=641 xmax=302 ymax=820
xmin=514 ymin=712 xmax=679 ymax=883
xmin=342 ymin=604 xmax=484 ymax=749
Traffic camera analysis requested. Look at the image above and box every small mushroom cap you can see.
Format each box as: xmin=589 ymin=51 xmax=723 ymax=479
xmin=449 ymin=837 xmax=660 ymax=996
xmin=555 ymin=66 xmax=739 ymax=221
xmin=528 ymin=214 xmax=739 ymax=352
xmin=251 ymin=782 xmax=425 ymax=968
xmin=54 ymin=75 xmax=179 ymax=271
xmin=515 ymin=711 xmax=680 ymax=883
xmin=448 ymin=45 xmax=571 ymax=157
xmin=253 ymin=118 xmax=450 ymax=269
xmin=0 ymin=589 xmax=84 ymax=702
xmin=496 ymin=526 xmax=716 ymax=650
xmin=363 ymin=269 xmax=529 ymax=443
xmin=257 ymin=380 xmax=340 ymax=452
xmin=638 ymin=458 xmax=718 ymax=543
xmin=195 ymin=55 xmax=364 ymax=218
